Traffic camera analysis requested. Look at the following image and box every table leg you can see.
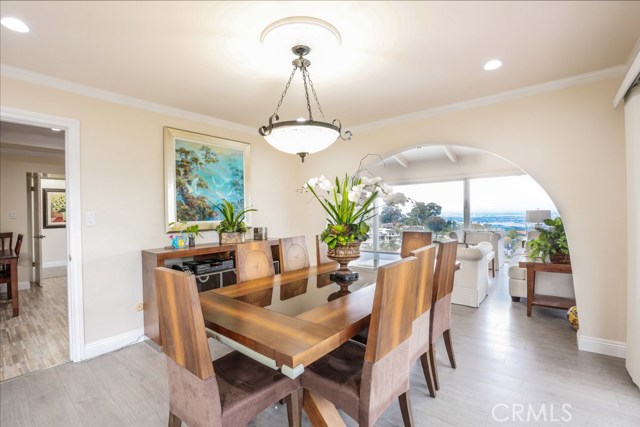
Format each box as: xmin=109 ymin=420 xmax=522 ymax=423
xmin=11 ymin=258 xmax=18 ymax=317
xmin=303 ymin=389 xmax=345 ymax=427
xmin=526 ymin=266 xmax=535 ymax=317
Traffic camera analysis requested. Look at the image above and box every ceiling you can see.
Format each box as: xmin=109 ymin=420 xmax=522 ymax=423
xmin=0 ymin=121 xmax=65 ymax=158
xmin=1 ymin=1 xmax=639 ymax=141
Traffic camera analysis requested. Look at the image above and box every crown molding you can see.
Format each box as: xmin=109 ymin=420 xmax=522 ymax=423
xmin=351 ymin=65 xmax=627 ymax=133
xmin=0 ymin=64 xmax=256 ymax=135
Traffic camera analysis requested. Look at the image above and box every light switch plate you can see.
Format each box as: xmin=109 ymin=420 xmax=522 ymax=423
xmin=9 ymin=211 xmax=17 ymax=219
xmin=86 ymin=211 xmax=96 ymax=226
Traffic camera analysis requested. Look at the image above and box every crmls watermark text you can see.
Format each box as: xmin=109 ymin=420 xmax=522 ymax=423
xmin=491 ymin=403 xmax=573 ymax=423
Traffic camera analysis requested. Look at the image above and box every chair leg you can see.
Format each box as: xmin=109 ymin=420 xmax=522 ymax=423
xmin=285 ymin=389 xmax=302 ymax=427
xmin=419 ymin=353 xmax=436 ymax=397
xmin=443 ymin=329 xmax=457 ymax=369
xmin=168 ymin=411 xmax=182 ymax=427
xmin=398 ymin=392 xmax=414 ymax=427
xmin=511 ymin=296 xmax=521 ymax=302
xmin=428 ymin=344 xmax=439 ymax=391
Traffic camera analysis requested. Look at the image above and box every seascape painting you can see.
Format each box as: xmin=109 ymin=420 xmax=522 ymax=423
xmin=164 ymin=127 xmax=250 ymax=231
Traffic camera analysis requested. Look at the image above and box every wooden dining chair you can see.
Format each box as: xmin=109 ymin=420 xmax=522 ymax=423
xmin=401 ymin=231 xmax=432 ymax=259
xmin=429 ymin=240 xmax=459 ymax=391
xmin=408 ymin=244 xmax=438 ymax=397
xmin=315 ymin=234 xmax=336 ymax=266
xmin=0 ymin=232 xmax=12 ymax=251
xmin=278 ymin=236 xmax=310 ymax=273
xmin=234 ymin=240 xmax=275 ymax=283
xmin=154 ymin=267 xmax=302 ymax=427
xmin=301 ymin=257 xmax=420 ymax=427
xmin=0 ymin=234 xmax=23 ymax=300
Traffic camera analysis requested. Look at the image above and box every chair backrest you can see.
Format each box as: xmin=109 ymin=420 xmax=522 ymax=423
xmin=409 ymin=244 xmax=437 ymax=319
xmin=432 ymin=240 xmax=458 ymax=302
xmin=15 ymin=234 xmax=23 ymax=257
xmin=364 ymin=256 xmax=419 ymax=363
xmin=315 ymin=235 xmax=335 ymax=266
xmin=400 ymin=231 xmax=432 ymax=259
xmin=0 ymin=232 xmax=12 ymax=251
xmin=235 ymin=240 xmax=276 ymax=283
xmin=278 ymin=236 xmax=310 ymax=273
xmin=154 ymin=267 xmax=214 ymax=380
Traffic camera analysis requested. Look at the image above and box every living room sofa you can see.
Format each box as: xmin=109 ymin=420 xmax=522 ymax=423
xmin=452 ymin=241 xmax=493 ymax=307
xmin=449 ymin=230 xmax=504 ymax=271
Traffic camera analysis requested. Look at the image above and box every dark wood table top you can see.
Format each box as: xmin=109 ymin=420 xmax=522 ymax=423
xmin=0 ymin=249 xmax=17 ymax=260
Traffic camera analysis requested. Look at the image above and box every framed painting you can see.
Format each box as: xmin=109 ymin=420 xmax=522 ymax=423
xmin=164 ymin=127 xmax=251 ymax=232
xmin=43 ymin=188 xmax=66 ymax=229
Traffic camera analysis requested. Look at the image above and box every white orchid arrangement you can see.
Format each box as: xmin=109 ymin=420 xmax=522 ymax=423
xmin=303 ymin=173 xmax=408 ymax=249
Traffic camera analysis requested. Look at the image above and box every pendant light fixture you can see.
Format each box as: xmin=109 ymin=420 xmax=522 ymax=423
xmin=259 ymin=44 xmax=352 ymax=162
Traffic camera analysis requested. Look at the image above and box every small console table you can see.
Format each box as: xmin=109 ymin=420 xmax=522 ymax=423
xmin=142 ymin=239 xmax=279 ymax=345
xmin=518 ymin=259 xmax=574 ymax=317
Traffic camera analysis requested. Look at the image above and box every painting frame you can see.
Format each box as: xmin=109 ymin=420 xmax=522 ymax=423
xmin=43 ymin=188 xmax=66 ymax=229
xmin=163 ymin=127 xmax=251 ymax=233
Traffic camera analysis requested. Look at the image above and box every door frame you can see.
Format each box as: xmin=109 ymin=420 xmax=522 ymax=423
xmin=1 ymin=106 xmax=85 ymax=362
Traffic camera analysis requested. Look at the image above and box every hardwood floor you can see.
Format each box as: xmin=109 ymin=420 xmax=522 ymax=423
xmin=1 ymin=267 xmax=638 ymax=426
xmin=0 ymin=275 xmax=69 ymax=381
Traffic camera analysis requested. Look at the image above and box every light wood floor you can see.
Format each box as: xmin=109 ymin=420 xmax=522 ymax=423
xmin=1 ymin=267 xmax=639 ymax=426
xmin=0 ymin=275 xmax=69 ymax=381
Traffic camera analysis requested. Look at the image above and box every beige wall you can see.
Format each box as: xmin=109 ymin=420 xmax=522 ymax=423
xmin=0 ymin=154 xmax=65 ymax=283
xmin=1 ymin=76 xmax=305 ymax=344
xmin=299 ymin=77 xmax=628 ymax=345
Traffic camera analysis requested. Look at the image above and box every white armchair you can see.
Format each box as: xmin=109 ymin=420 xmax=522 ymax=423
xmin=449 ymin=230 xmax=504 ymax=271
xmin=451 ymin=241 xmax=493 ymax=307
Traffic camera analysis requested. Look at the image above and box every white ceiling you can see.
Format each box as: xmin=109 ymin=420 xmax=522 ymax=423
xmin=0 ymin=121 xmax=65 ymax=158
xmin=1 ymin=1 xmax=639 ymax=145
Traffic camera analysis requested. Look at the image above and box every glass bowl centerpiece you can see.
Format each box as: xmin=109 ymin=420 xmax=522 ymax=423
xmin=303 ymin=172 xmax=407 ymax=279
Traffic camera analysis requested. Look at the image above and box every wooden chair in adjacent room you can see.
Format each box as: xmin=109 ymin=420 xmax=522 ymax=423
xmin=154 ymin=267 xmax=302 ymax=427
xmin=428 ymin=240 xmax=459 ymax=392
xmin=0 ymin=234 xmax=23 ymax=299
xmin=0 ymin=232 xmax=12 ymax=275
xmin=408 ymin=244 xmax=438 ymax=397
xmin=234 ymin=240 xmax=275 ymax=283
xmin=400 ymin=231 xmax=432 ymax=259
xmin=278 ymin=236 xmax=310 ymax=273
xmin=301 ymin=256 xmax=420 ymax=427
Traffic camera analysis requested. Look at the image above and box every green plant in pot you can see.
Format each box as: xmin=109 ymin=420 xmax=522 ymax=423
xmin=214 ymin=199 xmax=256 ymax=244
xmin=526 ymin=217 xmax=570 ymax=263
xmin=168 ymin=220 xmax=203 ymax=247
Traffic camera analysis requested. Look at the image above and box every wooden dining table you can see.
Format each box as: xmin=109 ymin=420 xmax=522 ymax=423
xmin=199 ymin=262 xmax=378 ymax=426
xmin=0 ymin=249 xmax=19 ymax=317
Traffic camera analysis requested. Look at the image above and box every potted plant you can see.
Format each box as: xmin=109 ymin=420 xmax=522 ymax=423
xmin=526 ymin=217 xmax=570 ymax=263
xmin=168 ymin=220 xmax=203 ymax=247
xmin=214 ymin=199 xmax=256 ymax=244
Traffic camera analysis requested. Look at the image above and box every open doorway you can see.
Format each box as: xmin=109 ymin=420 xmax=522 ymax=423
xmin=0 ymin=122 xmax=70 ymax=381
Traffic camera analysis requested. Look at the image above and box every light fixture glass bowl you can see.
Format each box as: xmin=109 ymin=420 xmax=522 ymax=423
xmin=263 ymin=121 xmax=339 ymax=154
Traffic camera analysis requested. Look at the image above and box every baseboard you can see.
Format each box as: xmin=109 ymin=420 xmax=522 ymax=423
xmin=0 ymin=281 xmax=31 ymax=292
xmin=43 ymin=261 xmax=67 ymax=268
xmin=577 ymin=333 xmax=626 ymax=358
xmin=84 ymin=328 xmax=147 ymax=360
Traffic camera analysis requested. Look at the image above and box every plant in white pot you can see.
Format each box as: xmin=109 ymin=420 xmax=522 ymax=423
xmin=214 ymin=199 xmax=256 ymax=244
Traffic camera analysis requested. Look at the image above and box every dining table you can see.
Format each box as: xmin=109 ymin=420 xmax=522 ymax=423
xmin=0 ymin=248 xmax=19 ymax=317
xmin=199 ymin=262 xmax=378 ymax=426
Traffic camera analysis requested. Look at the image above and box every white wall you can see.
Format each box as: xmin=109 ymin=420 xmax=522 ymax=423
xmin=299 ymin=77 xmax=628 ymax=353
xmin=0 ymin=154 xmax=65 ymax=284
xmin=0 ymin=75 xmax=305 ymax=346
xmin=624 ymin=86 xmax=640 ymax=383
xmin=40 ymin=177 xmax=67 ymax=267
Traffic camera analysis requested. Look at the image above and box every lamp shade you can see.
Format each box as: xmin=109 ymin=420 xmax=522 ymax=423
xmin=525 ymin=209 xmax=551 ymax=223
xmin=263 ymin=120 xmax=339 ymax=154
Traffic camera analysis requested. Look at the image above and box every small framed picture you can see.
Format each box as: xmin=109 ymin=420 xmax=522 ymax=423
xmin=43 ymin=188 xmax=66 ymax=228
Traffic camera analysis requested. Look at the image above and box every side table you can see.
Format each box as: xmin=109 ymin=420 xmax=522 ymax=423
xmin=518 ymin=259 xmax=574 ymax=317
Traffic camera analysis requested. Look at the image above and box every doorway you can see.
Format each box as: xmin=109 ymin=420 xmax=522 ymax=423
xmin=0 ymin=106 xmax=84 ymax=380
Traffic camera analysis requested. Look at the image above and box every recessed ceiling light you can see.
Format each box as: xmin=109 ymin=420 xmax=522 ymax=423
xmin=484 ymin=59 xmax=503 ymax=71
xmin=1 ymin=17 xmax=30 ymax=33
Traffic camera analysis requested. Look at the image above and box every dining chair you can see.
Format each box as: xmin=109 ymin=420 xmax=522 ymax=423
xmin=315 ymin=234 xmax=336 ymax=266
xmin=401 ymin=231 xmax=432 ymax=259
xmin=429 ymin=240 xmax=459 ymax=391
xmin=278 ymin=236 xmax=310 ymax=273
xmin=234 ymin=240 xmax=275 ymax=283
xmin=0 ymin=234 xmax=23 ymax=299
xmin=408 ymin=244 xmax=438 ymax=397
xmin=301 ymin=256 xmax=420 ymax=427
xmin=154 ymin=267 xmax=302 ymax=427
xmin=0 ymin=232 xmax=12 ymax=274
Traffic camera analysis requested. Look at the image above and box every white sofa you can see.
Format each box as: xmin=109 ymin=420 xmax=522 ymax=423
xmin=508 ymin=249 xmax=575 ymax=302
xmin=452 ymin=241 xmax=493 ymax=307
xmin=449 ymin=230 xmax=504 ymax=271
